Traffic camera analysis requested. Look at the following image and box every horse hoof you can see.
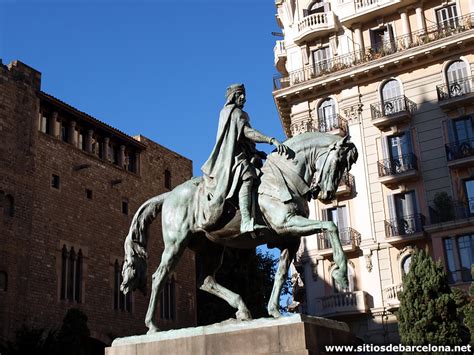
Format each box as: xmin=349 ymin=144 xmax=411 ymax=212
xmin=235 ymin=309 xmax=252 ymax=321
xmin=268 ymin=308 xmax=282 ymax=318
xmin=146 ymin=324 xmax=160 ymax=334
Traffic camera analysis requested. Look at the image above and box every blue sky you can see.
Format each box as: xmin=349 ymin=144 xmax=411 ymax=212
xmin=1 ymin=0 xmax=285 ymax=176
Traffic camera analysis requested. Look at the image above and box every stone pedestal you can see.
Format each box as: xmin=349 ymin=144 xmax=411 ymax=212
xmin=106 ymin=314 xmax=357 ymax=355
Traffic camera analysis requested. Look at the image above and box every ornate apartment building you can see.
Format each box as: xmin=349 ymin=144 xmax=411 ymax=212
xmin=0 ymin=61 xmax=196 ymax=347
xmin=273 ymin=0 xmax=474 ymax=343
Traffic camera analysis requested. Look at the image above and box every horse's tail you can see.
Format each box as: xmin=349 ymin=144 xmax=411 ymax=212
xmin=121 ymin=192 xmax=170 ymax=295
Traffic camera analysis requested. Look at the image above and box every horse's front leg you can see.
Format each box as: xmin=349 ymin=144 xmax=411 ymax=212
xmin=267 ymin=244 xmax=298 ymax=318
xmin=283 ymin=215 xmax=348 ymax=290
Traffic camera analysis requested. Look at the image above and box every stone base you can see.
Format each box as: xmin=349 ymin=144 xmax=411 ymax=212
xmin=106 ymin=314 xmax=357 ymax=355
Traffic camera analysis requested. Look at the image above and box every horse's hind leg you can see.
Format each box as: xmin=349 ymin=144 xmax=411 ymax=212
xmin=145 ymin=232 xmax=189 ymax=333
xmin=198 ymin=247 xmax=252 ymax=321
xmin=267 ymin=243 xmax=298 ymax=318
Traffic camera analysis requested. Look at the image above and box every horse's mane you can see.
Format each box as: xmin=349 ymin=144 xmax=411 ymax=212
xmin=282 ymin=131 xmax=342 ymax=153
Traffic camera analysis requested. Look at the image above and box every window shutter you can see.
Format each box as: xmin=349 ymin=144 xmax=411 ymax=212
xmin=387 ymin=194 xmax=396 ymax=219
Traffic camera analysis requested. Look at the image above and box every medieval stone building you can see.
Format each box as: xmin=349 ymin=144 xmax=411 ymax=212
xmin=0 ymin=60 xmax=196 ymax=347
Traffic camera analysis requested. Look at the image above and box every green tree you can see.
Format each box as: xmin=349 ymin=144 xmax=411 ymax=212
xmin=56 ymin=308 xmax=91 ymax=355
xmin=197 ymin=248 xmax=289 ymax=325
xmin=397 ymin=249 xmax=465 ymax=346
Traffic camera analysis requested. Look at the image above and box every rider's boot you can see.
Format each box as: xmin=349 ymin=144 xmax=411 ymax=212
xmin=239 ymin=179 xmax=266 ymax=234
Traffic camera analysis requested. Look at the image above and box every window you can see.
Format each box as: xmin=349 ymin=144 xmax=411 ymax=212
xmin=370 ymin=25 xmax=395 ymax=54
xmin=0 ymin=271 xmax=7 ymax=291
xmin=160 ymin=276 xmax=176 ymax=320
xmin=443 ymin=234 xmax=474 ymax=283
xmin=385 ymin=131 xmax=414 ymax=173
xmin=60 ymin=245 xmax=83 ymax=302
xmin=312 ymin=47 xmax=331 ymax=76
xmin=446 ymin=60 xmax=470 ymax=97
xmin=443 ymin=238 xmax=457 ymax=283
xmin=321 ymin=206 xmax=350 ymax=247
xmin=387 ymin=191 xmax=421 ymax=235
xmin=381 ymin=79 xmax=403 ymax=115
xmin=164 ymin=169 xmax=172 ymax=189
xmin=122 ymin=201 xmax=128 ymax=215
xmin=51 ymin=174 xmax=60 ymax=189
xmin=113 ymin=259 xmax=132 ymax=312
xmin=127 ymin=151 xmax=137 ymax=173
xmin=60 ymin=121 xmax=69 ymax=143
xmin=304 ymin=1 xmax=329 ymax=16
xmin=436 ymin=4 xmax=458 ymax=30
xmin=464 ymin=179 xmax=474 ymax=215
xmin=85 ymin=189 xmax=93 ymax=200
xmin=401 ymin=255 xmax=412 ymax=277
xmin=317 ymin=98 xmax=337 ymax=132
xmin=457 ymin=235 xmax=473 ymax=282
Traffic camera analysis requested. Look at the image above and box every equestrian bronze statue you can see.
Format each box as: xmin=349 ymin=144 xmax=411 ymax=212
xmin=120 ymin=84 xmax=358 ymax=334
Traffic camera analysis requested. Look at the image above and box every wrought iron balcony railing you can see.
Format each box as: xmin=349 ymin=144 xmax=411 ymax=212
xmin=429 ymin=198 xmax=474 ymax=224
xmin=317 ymin=114 xmax=348 ymax=134
xmin=446 ymin=138 xmax=474 ymax=161
xmin=317 ymin=227 xmax=361 ymax=250
xmin=370 ymin=95 xmax=417 ymax=120
xmin=377 ymin=153 xmax=417 ymax=177
xmin=385 ymin=213 xmax=425 ymax=238
xmin=273 ymin=13 xmax=474 ymax=90
xmin=437 ymin=75 xmax=473 ymax=101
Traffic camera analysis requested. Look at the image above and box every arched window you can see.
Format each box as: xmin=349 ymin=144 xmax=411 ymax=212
xmin=114 ymin=259 xmax=132 ymax=312
xmin=160 ymin=276 xmax=176 ymax=320
xmin=381 ymin=79 xmax=402 ymax=115
xmin=401 ymin=255 xmax=412 ymax=277
xmin=60 ymin=244 xmax=83 ymax=302
xmin=446 ymin=60 xmax=470 ymax=97
xmin=318 ymin=98 xmax=337 ymax=132
xmin=0 ymin=271 xmax=7 ymax=291
xmin=305 ymin=1 xmax=329 ymax=16
xmin=332 ymin=264 xmax=354 ymax=293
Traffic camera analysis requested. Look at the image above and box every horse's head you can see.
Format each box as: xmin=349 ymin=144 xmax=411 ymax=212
xmin=312 ymin=135 xmax=358 ymax=203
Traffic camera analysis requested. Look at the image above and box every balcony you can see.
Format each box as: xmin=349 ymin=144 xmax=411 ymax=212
xmin=294 ymin=12 xmax=335 ymax=44
xmin=383 ymin=283 xmax=403 ymax=310
xmin=336 ymin=173 xmax=354 ymax=197
xmin=377 ymin=153 xmax=419 ymax=185
xmin=337 ymin=0 xmax=402 ymax=24
xmin=273 ymin=13 xmax=474 ymax=91
xmin=428 ymin=199 xmax=474 ymax=224
xmin=315 ymin=291 xmax=369 ymax=317
xmin=446 ymin=138 xmax=474 ymax=169
xmin=274 ymin=40 xmax=287 ymax=75
xmin=437 ymin=75 xmax=474 ymax=109
xmin=317 ymin=114 xmax=348 ymax=136
xmin=371 ymin=96 xmax=417 ymax=130
xmin=384 ymin=213 xmax=425 ymax=243
xmin=317 ymin=227 xmax=361 ymax=256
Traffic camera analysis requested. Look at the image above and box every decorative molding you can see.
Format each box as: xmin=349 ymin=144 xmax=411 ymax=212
xmin=363 ymin=249 xmax=373 ymax=272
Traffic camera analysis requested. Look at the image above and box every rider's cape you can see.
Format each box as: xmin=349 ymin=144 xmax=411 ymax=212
xmin=198 ymin=103 xmax=256 ymax=229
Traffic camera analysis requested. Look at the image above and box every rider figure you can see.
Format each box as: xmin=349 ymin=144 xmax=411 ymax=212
xmin=201 ymin=83 xmax=288 ymax=233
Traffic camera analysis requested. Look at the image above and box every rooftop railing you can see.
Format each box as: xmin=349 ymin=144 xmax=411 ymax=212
xmin=377 ymin=153 xmax=417 ymax=178
xmin=370 ymin=95 xmax=417 ymax=120
xmin=273 ymin=13 xmax=474 ymax=90
xmin=446 ymin=137 xmax=474 ymax=161
xmin=437 ymin=75 xmax=473 ymax=101
xmin=385 ymin=213 xmax=425 ymax=238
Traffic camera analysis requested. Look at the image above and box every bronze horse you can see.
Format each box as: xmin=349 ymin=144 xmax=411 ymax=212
xmin=121 ymin=132 xmax=358 ymax=333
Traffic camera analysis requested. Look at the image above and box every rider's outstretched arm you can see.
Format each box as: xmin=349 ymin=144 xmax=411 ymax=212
xmin=243 ymin=126 xmax=288 ymax=155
